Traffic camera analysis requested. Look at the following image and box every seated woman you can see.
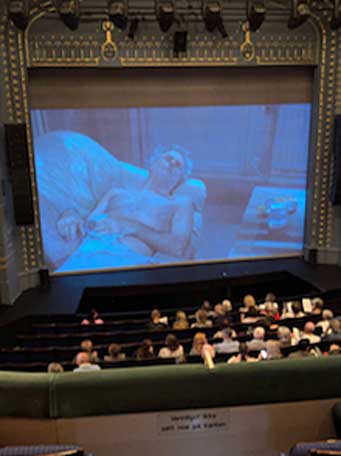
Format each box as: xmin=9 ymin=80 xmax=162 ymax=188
xmin=136 ymin=339 xmax=155 ymax=360
xmin=145 ymin=309 xmax=168 ymax=331
xmin=158 ymin=334 xmax=184 ymax=359
xmin=81 ymin=309 xmax=104 ymax=325
xmin=104 ymin=343 xmax=126 ymax=362
xmin=189 ymin=332 xmax=215 ymax=357
xmin=172 ymin=311 xmax=189 ymax=330
xmin=191 ymin=310 xmax=213 ymax=329
xmin=227 ymin=342 xmax=259 ymax=364
xmin=57 ymin=146 xmax=197 ymax=270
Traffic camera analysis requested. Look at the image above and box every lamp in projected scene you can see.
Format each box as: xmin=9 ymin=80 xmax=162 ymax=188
xmin=173 ymin=31 xmax=187 ymax=57
xmin=203 ymin=1 xmax=228 ymax=38
xmin=58 ymin=0 xmax=80 ymax=31
xmin=108 ymin=1 xmax=128 ymax=30
xmin=247 ymin=0 xmax=265 ymax=32
xmin=331 ymin=0 xmax=341 ymax=29
xmin=287 ymin=0 xmax=310 ymax=29
xmin=8 ymin=0 xmax=29 ymax=30
xmin=157 ymin=1 xmax=175 ymax=32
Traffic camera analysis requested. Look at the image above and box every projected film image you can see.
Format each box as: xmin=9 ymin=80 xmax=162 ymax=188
xmin=31 ymin=104 xmax=310 ymax=273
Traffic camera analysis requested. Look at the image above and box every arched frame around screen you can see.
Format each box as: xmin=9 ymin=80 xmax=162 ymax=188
xmin=0 ymin=0 xmax=339 ymax=300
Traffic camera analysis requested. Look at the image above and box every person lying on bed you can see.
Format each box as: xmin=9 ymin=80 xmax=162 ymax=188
xmin=56 ymin=146 xmax=195 ymax=264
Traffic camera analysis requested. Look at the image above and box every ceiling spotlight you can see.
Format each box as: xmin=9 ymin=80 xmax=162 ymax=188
xmin=108 ymin=1 xmax=128 ymax=30
xmin=174 ymin=31 xmax=187 ymax=58
xmin=58 ymin=0 xmax=80 ymax=31
xmin=247 ymin=0 xmax=265 ymax=32
xmin=128 ymin=18 xmax=139 ymax=40
xmin=288 ymin=0 xmax=310 ymax=29
xmin=158 ymin=1 xmax=175 ymax=33
xmin=203 ymin=2 xmax=228 ymax=38
xmin=331 ymin=0 xmax=341 ymax=30
xmin=8 ymin=0 xmax=29 ymax=31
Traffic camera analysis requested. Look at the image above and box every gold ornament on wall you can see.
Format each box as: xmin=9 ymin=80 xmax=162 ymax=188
xmin=240 ymin=22 xmax=256 ymax=62
xmin=101 ymin=20 xmax=118 ymax=61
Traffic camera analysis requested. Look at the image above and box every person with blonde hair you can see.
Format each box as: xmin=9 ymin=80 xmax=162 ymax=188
xmin=47 ymin=362 xmax=64 ymax=373
xmin=222 ymin=299 xmax=233 ymax=313
xmin=247 ymin=326 xmax=266 ymax=351
xmin=190 ymin=332 xmax=215 ymax=358
xmin=172 ymin=311 xmax=189 ymax=330
xmin=316 ymin=309 xmax=334 ymax=334
xmin=80 ymin=339 xmax=99 ymax=363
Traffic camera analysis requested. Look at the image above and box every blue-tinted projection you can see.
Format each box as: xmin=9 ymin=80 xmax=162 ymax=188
xmin=30 ymin=104 xmax=310 ymax=273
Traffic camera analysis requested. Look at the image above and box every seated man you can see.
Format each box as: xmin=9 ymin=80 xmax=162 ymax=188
xmin=56 ymin=145 xmax=199 ymax=271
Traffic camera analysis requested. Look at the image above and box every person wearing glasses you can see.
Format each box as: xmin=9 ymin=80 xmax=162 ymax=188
xmin=57 ymin=146 xmax=195 ymax=267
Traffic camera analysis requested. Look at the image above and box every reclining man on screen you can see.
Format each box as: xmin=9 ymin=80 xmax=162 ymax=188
xmin=55 ymin=145 xmax=200 ymax=271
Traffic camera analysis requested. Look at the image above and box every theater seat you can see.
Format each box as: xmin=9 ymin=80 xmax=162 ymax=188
xmin=0 ymin=446 xmax=87 ymax=456
xmin=290 ymin=441 xmax=341 ymax=456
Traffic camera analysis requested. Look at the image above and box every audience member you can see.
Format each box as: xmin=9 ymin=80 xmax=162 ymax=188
xmin=260 ymin=302 xmax=279 ymax=326
xmin=136 ymin=339 xmax=154 ymax=360
xmin=200 ymin=300 xmax=215 ymax=318
xmin=222 ymin=299 xmax=233 ymax=314
xmin=259 ymin=293 xmax=279 ymax=312
xmin=312 ymin=297 xmax=324 ymax=315
xmin=247 ymin=326 xmax=266 ymax=351
xmin=104 ymin=343 xmax=126 ymax=362
xmin=300 ymin=322 xmax=321 ymax=344
xmin=191 ymin=310 xmax=213 ymax=328
xmin=190 ymin=332 xmax=209 ymax=356
xmin=265 ymin=340 xmax=283 ymax=360
xmin=324 ymin=319 xmax=341 ymax=341
xmin=213 ymin=317 xmax=237 ymax=339
xmin=172 ymin=311 xmax=189 ymax=330
xmin=277 ymin=326 xmax=293 ymax=348
xmin=81 ymin=309 xmax=104 ymax=325
xmin=213 ymin=327 xmax=240 ymax=354
xmin=158 ymin=334 xmax=184 ymax=359
xmin=281 ymin=300 xmax=305 ymax=319
xmin=288 ymin=339 xmax=315 ymax=359
xmin=80 ymin=339 xmax=99 ymax=363
xmin=47 ymin=362 xmax=64 ymax=373
xmin=212 ymin=303 xmax=226 ymax=326
xmin=228 ymin=342 xmax=258 ymax=364
xmin=240 ymin=294 xmax=257 ymax=315
xmin=73 ymin=352 xmax=101 ymax=372
xmin=328 ymin=343 xmax=341 ymax=356
xmin=316 ymin=309 xmax=334 ymax=334
xmin=145 ymin=309 xmax=168 ymax=331
xmin=241 ymin=307 xmax=259 ymax=324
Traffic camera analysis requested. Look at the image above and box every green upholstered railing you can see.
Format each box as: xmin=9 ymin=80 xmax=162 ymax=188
xmin=1 ymin=357 xmax=341 ymax=419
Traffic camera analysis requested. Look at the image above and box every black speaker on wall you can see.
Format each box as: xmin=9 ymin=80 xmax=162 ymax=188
xmin=331 ymin=115 xmax=341 ymax=206
xmin=5 ymin=123 xmax=34 ymax=225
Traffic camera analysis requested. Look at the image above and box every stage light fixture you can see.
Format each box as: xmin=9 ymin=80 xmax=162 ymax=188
xmin=58 ymin=0 xmax=80 ymax=31
xmin=288 ymin=0 xmax=309 ymax=29
xmin=331 ymin=0 xmax=341 ymax=30
xmin=173 ymin=30 xmax=187 ymax=57
xmin=128 ymin=18 xmax=139 ymax=39
xmin=108 ymin=1 xmax=128 ymax=31
xmin=203 ymin=2 xmax=228 ymax=38
xmin=158 ymin=1 xmax=175 ymax=33
xmin=8 ymin=0 xmax=29 ymax=31
xmin=247 ymin=0 xmax=265 ymax=32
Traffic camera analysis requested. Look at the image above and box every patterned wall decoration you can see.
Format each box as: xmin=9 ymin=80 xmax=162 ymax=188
xmin=0 ymin=0 xmax=339 ymax=303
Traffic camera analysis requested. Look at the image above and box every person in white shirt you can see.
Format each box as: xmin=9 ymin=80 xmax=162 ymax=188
xmin=73 ymin=352 xmax=101 ymax=372
xmin=158 ymin=334 xmax=184 ymax=359
xmin=213 ymin=327 xmax=239 ymax=354
xmin=316 ymin=309 xmax=334 ymax=334
xmin=300 ymin=321 xmax=321 ymax=344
